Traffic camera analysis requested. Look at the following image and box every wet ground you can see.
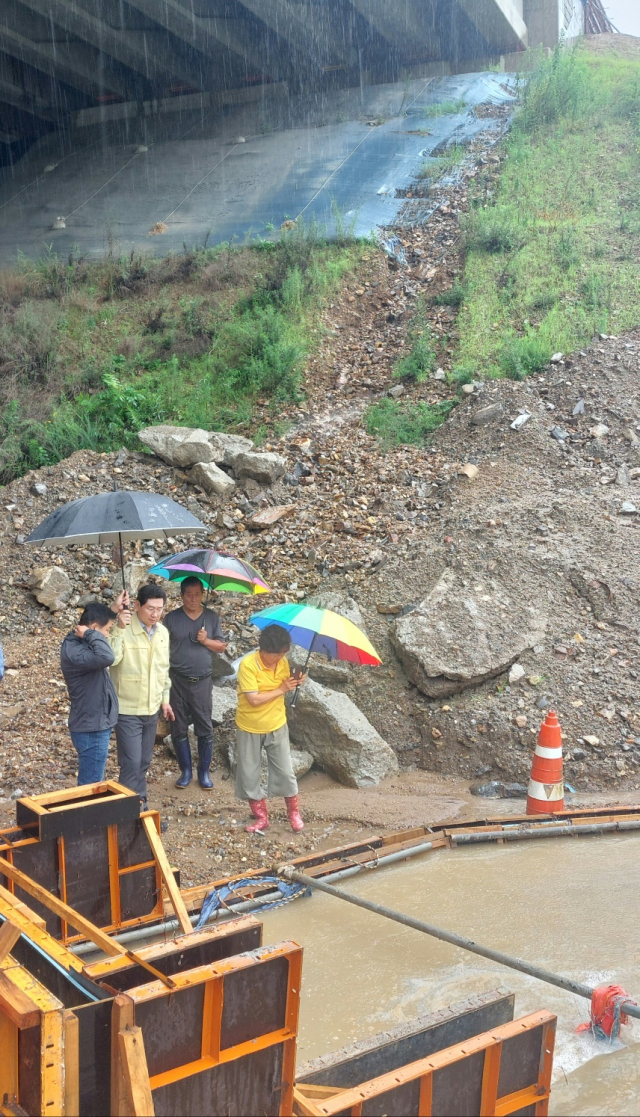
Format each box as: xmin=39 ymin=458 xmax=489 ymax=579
xmin=0 ymin=72 xmax=514 ymax=263
xmin=260 ymin=832 xmax=640 ymax=1115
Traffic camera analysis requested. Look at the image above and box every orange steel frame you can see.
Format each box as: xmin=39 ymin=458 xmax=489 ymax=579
xmin=128 ymin=942 xmax=302 ymax=1115
xmin=294 ymin=1012 xmax=556 ymax=1117
xmin=0 ymin=811 xmax=164 ymax=943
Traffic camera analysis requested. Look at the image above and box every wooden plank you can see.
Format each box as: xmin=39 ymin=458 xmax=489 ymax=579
xmin=0 ymin=1011 xmax=18 ymax=1100
xmin=141 ymin=817 xmax=191 ymax=935
xmin=0 ymin=855 xmax=126 ymax=958
xmin=0 ymin=884 xmax=46 ymax=930
xmin=0 ymin=920 xmax=21 ymax=964
xmin=118 ymin=1026 xmax=155 ymax=1117
xmin=0 ymin=970 xmax=40 ymax=1027
xmin=418 ymin=1071 xmax=433 ymax=1116
xmin=64 ymin=1010 xmax=80 ymax=1117
xmin=0 ymin=895 xmax=86 ymax=975
xmin=112 ymin=994 xmax=135 ymax=1117
xmin=534 ymin=1018 xmax=556 ymax=1117
xmin=495 ymin=1085 xmax=550 ymax=1116
xmin=41 ymin=1008 xmax=65 ymax=1116
xmin=480 ymin=1041 xmax=502 ymax=1115
xmin=293 ymin=1086 xmax=325 ymax=1116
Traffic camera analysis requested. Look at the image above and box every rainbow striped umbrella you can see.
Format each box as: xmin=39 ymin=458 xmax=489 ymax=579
xmin=249 ymin=602 xmax=381 ymax=666
xmin=148 ymin=548 xmax=270 ymax=595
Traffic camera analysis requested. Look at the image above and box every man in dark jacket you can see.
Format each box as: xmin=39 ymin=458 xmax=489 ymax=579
xmin=60 ymin=601 xmax=118 ymax=785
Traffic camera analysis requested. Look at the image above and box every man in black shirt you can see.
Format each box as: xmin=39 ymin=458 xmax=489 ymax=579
xmin=163 ymin=576 xmax=227 ymax=789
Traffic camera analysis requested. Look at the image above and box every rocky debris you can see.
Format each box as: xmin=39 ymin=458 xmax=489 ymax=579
xmin=138 ymin=426 xmax=215 ymax=467
xmin=472 ymin=403 xmax=503 ymax=425
xmin=111 ymin=561 xmax=150 ymax=597
xmin=391 ymin=570 xmax=546 ymax=698
xmin=233 ymin=451 xmax=286 ymax=485
xmin=247 ymin=505 xmax=296 ymax=530
xmin=307 ymin=661 xmax=351 ymax=687
xmin=189 ymin=461 xmax=236 ymax=497
xmin=209 ymin=432 xmax=254 ymax=466
xmin=288 ymin=679 xmax=398 ymax=787
xmin=27 ymin=567 xmax=72 ymax=612
xmin=30 ymin=482 xmax=47 ymax=497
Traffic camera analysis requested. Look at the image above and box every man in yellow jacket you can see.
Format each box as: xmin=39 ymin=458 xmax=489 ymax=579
xmin=110 ymin=583 xmax=174 ymax=807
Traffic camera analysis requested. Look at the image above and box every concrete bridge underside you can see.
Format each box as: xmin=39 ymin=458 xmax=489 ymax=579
xmin=0 ymin=0 xmax=533 ymax=156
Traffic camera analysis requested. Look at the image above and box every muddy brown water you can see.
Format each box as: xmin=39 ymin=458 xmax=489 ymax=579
xmin=262 ymin=834 xmax=640 ymax=1115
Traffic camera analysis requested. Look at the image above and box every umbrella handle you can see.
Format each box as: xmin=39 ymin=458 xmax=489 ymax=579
xmin=290 ymin=639 xmax=314 ymax=708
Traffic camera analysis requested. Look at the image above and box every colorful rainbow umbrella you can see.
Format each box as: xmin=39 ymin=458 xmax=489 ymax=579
xmin=148 ymin=548 xmax=270 ymax=596
xmin=249 ymin=602 xmax=381 ymax=666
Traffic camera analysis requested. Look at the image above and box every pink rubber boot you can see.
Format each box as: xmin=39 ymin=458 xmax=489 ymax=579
xmin=285 ymin=795 xmax=304 ymax=832
xmin=245 ymin=799 xmax=269 ymax=833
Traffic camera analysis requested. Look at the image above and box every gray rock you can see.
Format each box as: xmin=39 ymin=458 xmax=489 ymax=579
xmin=471 ymin=403 xmax=503 ymax=426
xmin=306 ymin=591 xmax=365 ymax=632
xmin=208 ymin=432 xmax=254 ymax=467
xmin=390 ymin=569 xmax=546 ymax=698
xmin=114 ymin=447 xmax=128 ymax=466
xmin=138 ymin=425 xmax=215 ymax=467
xmin=503 ymin=782 xmax=528 ymax=798
xmin=617 ymin=464 xmax=631 ymax=486
xmin=189 ymin=461 xmax=236 ymax=497
xmin=30 ymin=481 xmax=47 ymax=496
xmin=388 ymin=383 xmax=405 ymax=398
xmin=550 ymin=426 xmax=569 ymax=442
xmin=288 ymin=678 xmax=398 ymax=788
xmin=233 ymin=451 xmax=287 ymax=485
xmin=28 ymin=566 xmax=72 ymax=612
xmin=210 ymin=688 xmax=238 ymax=725
xmin=308 ymin=661 xmax=350 ymax=687
xmin=470 ymin=781 xmax=504 ymax=798
xmin=111 ymin=561 xmax=150 ymax=597
xmin=619 ymin=501 xmax=637 ymax=515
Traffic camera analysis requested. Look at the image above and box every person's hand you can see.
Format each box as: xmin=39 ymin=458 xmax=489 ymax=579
xmin=162 ymin=702 xmax=175 ymax=722
xmin=196 ymin=628 xmax=209 ymax=645
xmin=117 ymin=609 xmax=132 ymax=629
xmin=74 ymin=624 xmax=88 ymax=639
xmin=281 ymin=677 xmax=301 ymax=693
xmin=114 ymin=590 xmax=130 ymax=613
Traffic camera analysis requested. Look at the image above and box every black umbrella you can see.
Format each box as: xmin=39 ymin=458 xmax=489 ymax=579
xmin=26 ymin=490 xmax=208 ymax=591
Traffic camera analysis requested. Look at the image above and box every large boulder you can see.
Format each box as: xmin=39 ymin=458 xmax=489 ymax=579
xmin=138 ymin=426 xmax=214 ymax=467
xmin=28 ymin=566 xmax=72 ymax=611
xmin=306 ymin=591 xmax=365 ymax=632
xmin=210 ymin=686 xmax=238 ymax=725
xmin=288 ymin=679 xmax=398 ymax=788
xmin=233 ymin=451 xmax=287 ymax=485
xmin=391 ymin=569 xmax=546 ymax=698
xmin=189 ymin=461 xmax=236 ymax=497
xmin=208 ymin=432 xmax=254 ymax=467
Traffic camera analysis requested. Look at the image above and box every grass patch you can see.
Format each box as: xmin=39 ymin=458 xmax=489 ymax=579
xmin=364 ymin=398 xmax=456 ymax=448
xmin=0 ymin=228 xmax=364 ymax=482
xmin=422 ymin=99 xmax=467 ymax=119
xmin=394 ymin=313 xmax=436 ymax=382
xmin=454 ymin=43 xmax=640 ymax=377
xmin=418 ymin=144 xmax=466 ymax=181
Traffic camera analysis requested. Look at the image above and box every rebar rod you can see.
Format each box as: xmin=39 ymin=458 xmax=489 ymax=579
xmin=278 ymin=866 xmax=640 ymax=1021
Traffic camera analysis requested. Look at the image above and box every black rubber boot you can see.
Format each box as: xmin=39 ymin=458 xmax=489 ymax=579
xmin=197 ymin=736 xmax=214 ymax=789
xmin=173 ymin=737 xmax=192 ymax=788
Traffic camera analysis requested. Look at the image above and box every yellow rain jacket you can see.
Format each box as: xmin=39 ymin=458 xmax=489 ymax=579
xmin=109 ymin=614 xmax=170 ymax=716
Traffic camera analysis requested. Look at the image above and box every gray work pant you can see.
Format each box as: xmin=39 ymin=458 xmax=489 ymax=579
xmin=235 ymin=724 xmax=298 ymax=801
xmin=115 ymin=712 xmax=159 ymax=803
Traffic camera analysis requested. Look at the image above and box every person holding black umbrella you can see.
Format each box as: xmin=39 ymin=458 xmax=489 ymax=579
xmin=109 ymin=584 xmax=174 ymax=808
xmin=164 ymin=576 xmax=228 ymax=790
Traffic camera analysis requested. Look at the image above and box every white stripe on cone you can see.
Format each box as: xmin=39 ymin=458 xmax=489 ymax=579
xmin=527 ymin=778 xmax=565 ymax=802
xmin=534 ymin=744 xmax=563 ymax=760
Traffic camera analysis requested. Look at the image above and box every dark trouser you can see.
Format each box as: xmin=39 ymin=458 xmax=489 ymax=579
xmin=169 ymin=672 xmax=213 ymax=740
xmin=115 ymin=713 xmax=159 ymax=802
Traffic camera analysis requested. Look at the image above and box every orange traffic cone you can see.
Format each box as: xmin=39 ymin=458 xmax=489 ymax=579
xmin=526 ymin=709 xmax=565 ymax=815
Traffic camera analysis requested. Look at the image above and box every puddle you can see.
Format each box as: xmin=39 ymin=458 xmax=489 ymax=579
xmin=262 ymin=833 xmax=640 ymax=1113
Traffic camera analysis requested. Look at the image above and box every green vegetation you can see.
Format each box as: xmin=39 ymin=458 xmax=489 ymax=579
xmin=422 ymin=99 xmax=467 ymax=119
xmin=394 ymin=311 xmax=436 ymax=381
xmin=0 ymin=230 xmax=363 ymax=482
xmin=418 ymin=144 xmax=466 ymax=180
xmin=455 ymin=44 xmax=640 ymax=378
xmin=364 ymin=398 xmax=455 ymax=449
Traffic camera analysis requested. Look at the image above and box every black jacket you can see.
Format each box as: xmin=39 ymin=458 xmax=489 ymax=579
xmin=60 ymin=630 xmax=118 ymax=733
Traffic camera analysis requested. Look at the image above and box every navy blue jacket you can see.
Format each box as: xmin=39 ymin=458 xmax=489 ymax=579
xmin=60 ymin=630 xmax=118 ymax=733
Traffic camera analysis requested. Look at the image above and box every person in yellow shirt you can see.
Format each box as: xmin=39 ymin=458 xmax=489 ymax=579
xmin=236 ymin=624 xmax=306 ymax=834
